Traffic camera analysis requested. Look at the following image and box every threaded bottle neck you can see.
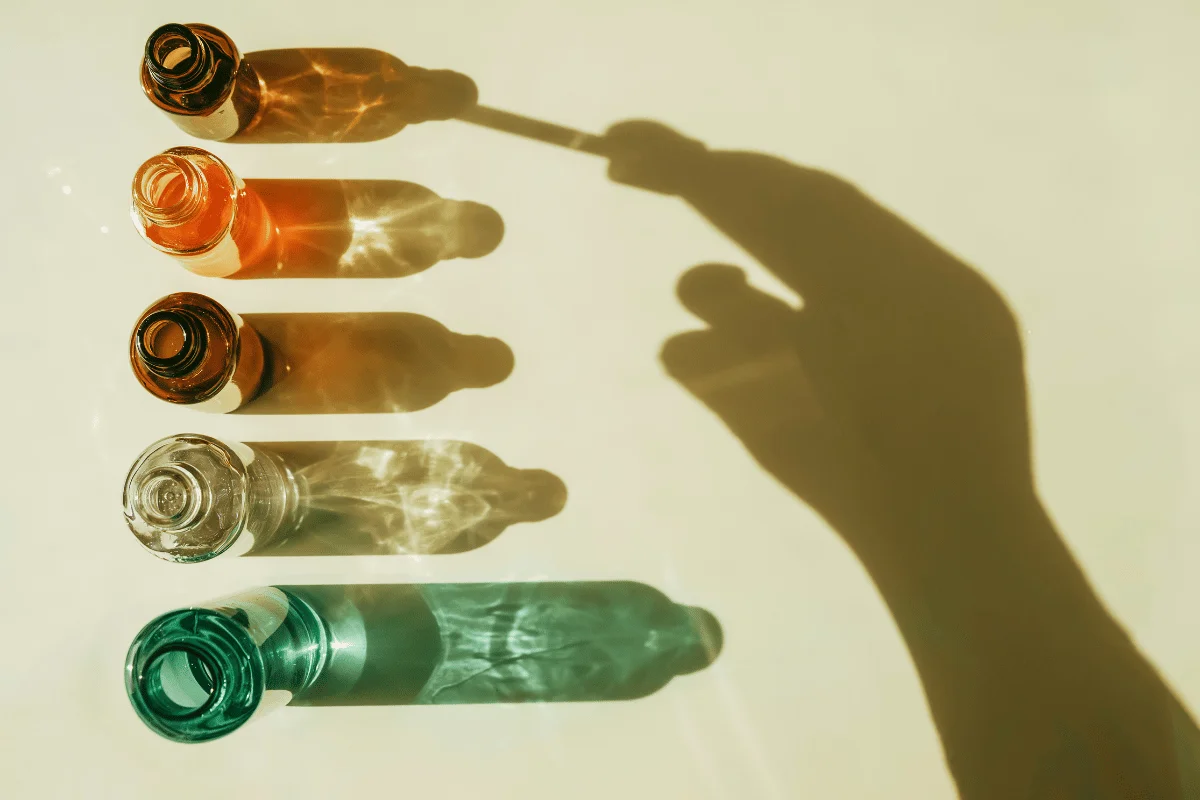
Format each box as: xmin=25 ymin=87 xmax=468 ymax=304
xmin=126 ymin=607 xmax=264 ymax=743
xmin=143 ymin=23 xmax=217 ymax=92
xmin=132 ymin=151 xmax=208 ymax=228
xmin=134 ymin=308 xmax=208 ymax=378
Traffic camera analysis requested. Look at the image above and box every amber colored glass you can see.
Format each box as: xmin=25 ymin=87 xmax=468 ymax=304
xmin=131 ymin=147 xmax=276 ymax=277
xmin=141 ymin=23 xmax=262 ymax=141
xmin=130 ymin=293 xmax=266 ymax=413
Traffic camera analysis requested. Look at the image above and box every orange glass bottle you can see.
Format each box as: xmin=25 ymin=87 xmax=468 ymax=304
xmin=141 ymin=23 xmax=262 ymax=141
xmin=131 ymin=293 xmax=266 ymax=413
xmin=131 ymin=146 xmax=276 ymax=277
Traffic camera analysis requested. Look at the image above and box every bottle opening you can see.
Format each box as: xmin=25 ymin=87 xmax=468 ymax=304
xmin=137 ymin=465 xmax=204 ymax=529
xmin=143 ymin=319 xmax=186 ymax=360
xmin=141 ymin=646 xmax=220 ymax=719
xmin=132 ymin=154 xmax=206 ymax=227
xmin=126 ymin=608 xmax=264 ymax=742
xmin=145 ymin=24 xmax=205 ymax=87
xmin=134 ymin=310 xmax=207 ymax=377
xmin=123 ymin=434 xmax=253 ymax=563
xmin=154 ymin=34 xmax=193 ymax=71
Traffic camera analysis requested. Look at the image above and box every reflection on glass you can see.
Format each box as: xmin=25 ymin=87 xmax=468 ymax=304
xmin=126 ymin=582 xmax=723 ymax=742
xmin=230 ymin=49 xmax=477 ymax=144
xmin=140 ymin=23 xmax=262 ymax=141
xmin=131 ymin=147 xmax=276 ymax=276
xmin=237 ymin=312 xmax=513 ymax=415
xmin=233 ymin=179 xmax=503 ymax=279
xmin=129 ymin=293 xmax=266 ymax=413
xmin=124 ymin=435 xmax=565 ymax=561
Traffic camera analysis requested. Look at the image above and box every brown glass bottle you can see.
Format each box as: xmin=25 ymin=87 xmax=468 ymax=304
xmin=131 ymin=293 xmax=266 ymax=413
xmin=131 ymin=147 xmax=276 ymax=277
xmin=141 ymin=23 xmax=262 ymax=141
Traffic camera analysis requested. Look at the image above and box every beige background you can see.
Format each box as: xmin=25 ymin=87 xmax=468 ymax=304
xmin=1 ymin=1 xmax=1197 ymax=797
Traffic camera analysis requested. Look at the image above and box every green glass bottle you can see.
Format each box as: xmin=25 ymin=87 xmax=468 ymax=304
xmin=125 ymin=582 xmax=723 ymax=743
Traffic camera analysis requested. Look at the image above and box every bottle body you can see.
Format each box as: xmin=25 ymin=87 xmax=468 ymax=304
xmin=124 ymin=434 xmax=301 ymax=562
xmin=141 ymin=23 xmax=262 ymax=141
xmin=126 ymin=583 xmax=723 ymax=742
xmin=131 ymin=146 xmax=276 ymax=276
xmin=129 ymin=292 xmax=266 ymax=412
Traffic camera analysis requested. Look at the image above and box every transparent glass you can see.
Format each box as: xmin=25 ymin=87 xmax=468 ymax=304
xmin=123 ymin=434 xmax=300 ymax=563
xmin=131 ymin=146 xmax=276 ymax=276
xmin=126 ymin=583 xmax=723 ymax=743
xmin=140 ymin=23 xmax=263 ymax=141
xmin=123 ymin=436 xmax=567 ymax=561
xmin=129 ymin=292 xmax=266 ymax=412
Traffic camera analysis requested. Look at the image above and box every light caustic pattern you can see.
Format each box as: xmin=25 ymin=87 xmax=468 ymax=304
xmin=414 ymin=582 xmax=723 ymax=704
xmin=339 ymin=188 xmax=473 ymax=274
xmin=295 ymin=441 xmax=506 ymax=554
xmin=237 ymin=48 xmax=470 ymax=144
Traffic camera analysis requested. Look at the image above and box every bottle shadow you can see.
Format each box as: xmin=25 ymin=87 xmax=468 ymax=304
xmin=281 ymin=582 xmax=723 ymax=706
xmin=245 ymin=439 xmax=567 ymax=555
xmin=236 ymin=179 xmax=504 ymax=279
xmin=238 ymin=313 xmax=513 ymax=415
xmin=229 ymin=48 xmax=478 ymax=144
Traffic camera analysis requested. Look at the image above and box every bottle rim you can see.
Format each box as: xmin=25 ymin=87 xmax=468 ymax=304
xmin=125 ymin=607 xmax=264 ymax=743
xmin=122 ymin=433 xmax=251 ymax=564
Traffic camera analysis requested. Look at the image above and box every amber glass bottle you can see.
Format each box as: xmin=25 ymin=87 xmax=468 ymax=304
xmin=130 ymin=293 xmax=266 ymax=413
xmin=141 ymin=23 xmax=262 ymax=141
xmin=131 ymin=147 xmax=276 ymax=277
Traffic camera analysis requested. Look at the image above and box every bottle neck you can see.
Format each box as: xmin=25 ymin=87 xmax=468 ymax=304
xmin=143 ymin=23 xmax=218 ymax=93
xmin=126 ymin=589 xmax=327 ymax=743
xmin=133 ymin=308 xmax=208 ymax=378
xmin=132 ymin=151 xmax=208 ymax=228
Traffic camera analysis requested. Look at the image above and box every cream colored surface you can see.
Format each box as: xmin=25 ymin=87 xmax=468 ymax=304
xmin=0 ymin=1 xmax=1197 ymax=797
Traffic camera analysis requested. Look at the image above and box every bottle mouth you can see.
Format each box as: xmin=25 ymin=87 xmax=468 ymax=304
xmin=144 ymin=23 xmax=210 ymax=90
xmin=123 ymin=434 xmax=251 ymax=564
xmin=140 ymin=645 xmax=220 ymax=718
xmin=126 ymin=608 xmax=264 ymax=743
xmin=134 ymin=464 xmax=205 ymax=530
xmin=134 ymin=309 xmax=208 ymax=377
xmin=132 ymin=152 xmax=208 ymax=228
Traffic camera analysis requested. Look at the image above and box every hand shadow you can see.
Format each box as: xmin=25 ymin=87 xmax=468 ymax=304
xmin=244 ymin=439 xmax=567 ymax=555
xmin=601 ymin=121 xmax=1199 ymax=798
xmin=238 ymin=312 xmax=512 ymax=415
xmin=229 ymin=48 xmax=477 ymax=144
xmin=235 ymin=179 xmax=503 ymax=279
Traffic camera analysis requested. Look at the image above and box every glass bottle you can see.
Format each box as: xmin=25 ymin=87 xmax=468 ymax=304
xmin=131 ymin=146 xmax=276 ymax=277
xmin=126 ymin=582 xmax=724 ymax=743
xmin=140 ymin=23 xmax=262 ymax=141
xmin=123 ymin=437 xmax=566 ymax=560
xmin=123 ymin=434 xmax=301 ymax=563
xmin=130 ymin=293 xmax=266 ymax=412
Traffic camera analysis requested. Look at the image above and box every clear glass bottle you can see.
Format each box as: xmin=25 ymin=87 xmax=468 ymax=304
xmin=140 ymin=23 xmax=262 ymax=141
xmin=130 ymin=293 xmax=266 ymax=412
xmin=123 ymin=437 xmax=567 ymax=560
xmin=126 ymin=583 xmax=723 ymax=743
xmin=131 ymin=146 xmax=276 ymax=277
xmin=124 ymin=435 xmax=301 ymax=563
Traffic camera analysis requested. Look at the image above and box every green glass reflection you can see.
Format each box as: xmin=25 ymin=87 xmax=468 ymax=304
xmin=125 ymin=582 xmax=723 ymax=743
